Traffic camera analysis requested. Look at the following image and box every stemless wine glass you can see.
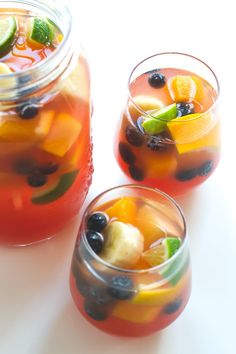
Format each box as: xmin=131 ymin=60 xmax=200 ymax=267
xmin=70 ymin=185 xmax=191 ymax=337
xmin=114 ymin=52 xmax=220 ymax=195
xmin=0 ymin=0 xmax=92 ymax=246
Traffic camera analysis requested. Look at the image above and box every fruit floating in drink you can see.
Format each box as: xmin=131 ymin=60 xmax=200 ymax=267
xmin=115 ymin=53 xmax=220 ymax=195
xmin=70 ymin=186 xmax=191 ymax=337
xmin=0 ymin=1 xmax=92 ymax=245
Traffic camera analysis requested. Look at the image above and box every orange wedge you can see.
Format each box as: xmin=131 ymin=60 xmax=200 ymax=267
xmin=105 ymin=197 xmax=137 ymax=224
xmin=143 ymin=152 xmax=177 ymax=179
xmin=112 ymin=301 xmax=161 ymax=324
xmin=131 ymin=269 xmax=191 ymax=306
xmin=167 ymin=113 xmax=220 ymax=154
xmin=168 ymin=75 xmax=196 ymax=102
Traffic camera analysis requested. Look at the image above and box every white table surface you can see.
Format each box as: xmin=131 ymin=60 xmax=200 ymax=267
xmin=0 ymin=0 xmax=236 ymax=353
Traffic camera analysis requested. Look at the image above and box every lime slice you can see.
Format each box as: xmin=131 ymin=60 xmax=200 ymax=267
xmin=27 ymin=17 xmax=55 ymax=46
xmin=142 ymin=103 xmax=177 ymax=134
xmin=142 ymin=237 xmax=181 ymax=267
xmin=0 ymin=16 xmax=17 ymax=54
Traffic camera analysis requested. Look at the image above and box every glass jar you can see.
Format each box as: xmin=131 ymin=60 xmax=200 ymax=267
xmin=0 ymin=0 xmax=93 ymax=245
xmin=70 ymin=185 xmax=191 ymax=337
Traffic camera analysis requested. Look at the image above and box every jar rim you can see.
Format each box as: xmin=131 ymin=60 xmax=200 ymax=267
xmin=0 ymin=0 xmax=75 ymax=102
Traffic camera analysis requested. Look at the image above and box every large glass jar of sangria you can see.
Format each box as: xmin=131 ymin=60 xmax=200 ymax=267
xmin=0 ymin=0 xmax=93 ymax=245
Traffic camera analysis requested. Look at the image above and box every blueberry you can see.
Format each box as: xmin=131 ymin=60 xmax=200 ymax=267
xmin=119 ymin=142 xmax=136 ymax=164
xmin=164 ymin=298 xmax=182 ymax=314
xmin=108 ymin=276 xmax=136 ymax=300
xmin=89 ymin=285 xmax=113 ymax=305
xmin=84 ymin=300 xmax=108 ymax=321
xmin=125 ymin=125 xmax=144 ymax=147
xmin=18 ymin=102 xmax=39 ymax=119
xmin=177 ymin=102 xmax=195 ymax=117
xmin=146 ymin=133 xmax=172 ymax=151
xmin=86 ymin=231 xmax=104 ymax=255
xmin=148 ymin=72 xmax=166 ymax=88
xmin=129 ymin=165 xmax=144 ymax=181
xmin=39 ymin=162 xmax=59 ymax=175
xmin=27 ymin=173 xmax=47 ymax=187
xmin=14 ymin=158 xmax=37 ymax=175
xmin=176 ymin=168 xmax=198 ymax=181
xmin=87 ymin=212 xmax=108 ymax=232
xmin=198 ymin=160 xmax=213 ymax=176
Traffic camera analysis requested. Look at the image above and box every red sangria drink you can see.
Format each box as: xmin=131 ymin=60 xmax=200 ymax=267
xmin=70 ymin=185 xmax=191 ymax=337
xmin=115 ymin=53 xmax=220 ymax=195
xmin=0 ymin=0 xmax=92 ymax=246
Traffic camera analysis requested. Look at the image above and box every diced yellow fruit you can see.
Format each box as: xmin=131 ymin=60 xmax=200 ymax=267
xmin=41 ymin=113 xmax=81 ymax=157
xmin=134 ymin=204 xmax=167 ymax=248
xmin=144 ymin=153 xmax=177 ymax=179
xmin=0 ymin=63 xmax=16 ymax=99
xmin=35 ymin=110 xmax=55 ymax=138
xmin=128 ymin=95 xmax=164 ymax=119
xmin=0 ymin=63 xmax=12 ymax=75
xmin=167 ymin=113 xmax=219 ymax=154
xmin=168 ymin=75 xmax=196 ymax=102
xmin=112 ymin=301 xmax=161 ymax=324
xmin=105 ymin=197 xmax=137 ymax=224
xmin=0 ymin=110 xmax=54 ymax=142
xmin=132 ymin=270 xmax=190 ymax=306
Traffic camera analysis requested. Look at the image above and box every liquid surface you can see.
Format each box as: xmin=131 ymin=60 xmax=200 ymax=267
xmin=0 ymin=13 xmax=62 ymax=70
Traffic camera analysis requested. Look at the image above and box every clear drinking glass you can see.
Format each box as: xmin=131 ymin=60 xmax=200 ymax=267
xmin=114 ymin=52 xmax=220 ymax=195
xmin=0 ymin=0 xmax=93 ymax=246
xmin=70 ymin=185 xmax=191 ymax=337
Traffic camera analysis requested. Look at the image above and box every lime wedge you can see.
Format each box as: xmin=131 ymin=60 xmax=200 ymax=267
xmin=0 ymin=16 xmax=17 ymax=54
xmin=27 ymin=17 xmax=55 ymax=46
xmin=142 ymin=103 xmax=177 ymax=134
xmin=163 ymin=237 xmax=181 ymax=258
xmin=142 ymin=237 xmax=181 ymax=267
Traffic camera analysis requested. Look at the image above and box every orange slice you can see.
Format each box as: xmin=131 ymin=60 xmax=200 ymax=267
xmin=112 ymin=301 xmax=161 ymax=324
xmin=105 ymin=197 xmax=137 ymax=224
xmin=168 ymin=75 xmax=196 ymax=102
xmin=167 ymin=113 xmax=219 ymax=154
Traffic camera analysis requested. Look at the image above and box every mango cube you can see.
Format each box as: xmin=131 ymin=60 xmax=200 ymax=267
xmin=41 ymin=113 xmax=81 ymax=157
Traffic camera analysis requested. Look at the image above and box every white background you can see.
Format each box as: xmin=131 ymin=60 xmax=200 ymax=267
xmin=0 ymin=0 xmax=236 ymax=353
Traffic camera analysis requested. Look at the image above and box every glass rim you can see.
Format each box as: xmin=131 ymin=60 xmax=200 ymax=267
xmin=0 ymin=0 xmax=74 ymax=100
xmin=127 ymin=51 xmax=220 ymax=124
xmin=81 ymin=184 xmax=187 ymax=275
